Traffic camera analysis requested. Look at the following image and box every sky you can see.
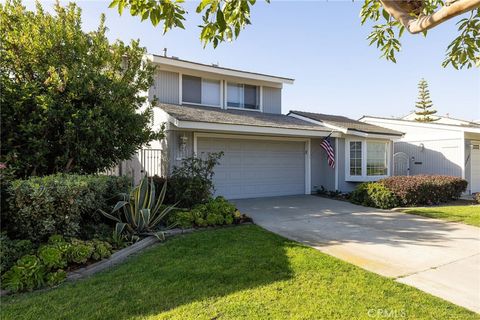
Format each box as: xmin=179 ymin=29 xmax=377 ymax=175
xmin=25 ymin=0 xmax=480 ymax=121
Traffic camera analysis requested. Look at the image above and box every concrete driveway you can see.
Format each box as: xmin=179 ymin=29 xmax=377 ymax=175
xmin=233 ymin=195 xmax=480 ymax=313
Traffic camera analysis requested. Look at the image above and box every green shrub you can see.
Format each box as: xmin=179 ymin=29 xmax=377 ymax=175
xmin=224 ymin=214 xmax=234 ymax=225
xmin=206 ymin=213 xmax=224 ymax=226
xmin=475 ymin=193 xmax=480 ymax=204
xmin=67 ymin=240 xmax=95 ymax=264
xmin=2 ymin=255 xmax=45 ymax=292
xmin=38 ymin=245 xmax=67 ymax=270
xmin=350 ymin=182 xmax=399 ymax=209
xmin=172 ymin=210 xmax=195 ymax=228
xmin=0 ymin=232 xmax=34 ymax=275
xmin=379 ymin=175 xmax=468 ymax=206
xmin=168 ymin=153 xmax=223 ymax=208
xmin=90 ymin=240 xmax=113 ymax=261
xmin=5 ymin=174 xmax=130 ymax=242
xmin=46 ymin=270 xmax=67 ymax=287
xmin=170 ymin=197 xmax=247 ymax=228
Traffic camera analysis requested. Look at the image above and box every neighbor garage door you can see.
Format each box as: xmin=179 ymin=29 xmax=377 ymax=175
xmin=197 ymin=136 xmax=306 ymax=199
xmin=471 ymin=143 xmax=480 ymax=193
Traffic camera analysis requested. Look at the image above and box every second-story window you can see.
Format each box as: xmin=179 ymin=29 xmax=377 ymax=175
xmin=227 ymin=82 xmax=259 ymax=110
xmin=182 ymin=75 xmax=220 ymax=107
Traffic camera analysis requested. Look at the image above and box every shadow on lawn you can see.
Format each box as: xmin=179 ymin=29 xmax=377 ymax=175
xmin=1 ymin=225 xmax=294 ymax=320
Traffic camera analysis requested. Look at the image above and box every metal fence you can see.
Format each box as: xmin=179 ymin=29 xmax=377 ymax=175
xmin=104 ymin=149 xmax=163 ymax=180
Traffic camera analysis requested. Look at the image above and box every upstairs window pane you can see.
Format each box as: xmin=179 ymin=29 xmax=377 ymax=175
xmin=201 ymin=79 xmax=220 ymax=106
xmin=227 ymin=82 xmax=259 ymax=110
xmin=227 ymin=83 xmax=243 ymax=108
xmin=182 ymin=75 xmax=201 ymax=104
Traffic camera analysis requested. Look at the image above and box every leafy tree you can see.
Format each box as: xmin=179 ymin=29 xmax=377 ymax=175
xmin=109 ymin=0 xmax=479 ymax=69
xmin=0 ymin=0 xmax=162 ymax=178
xmin=414 ymin=79 xmax=438 ymax=122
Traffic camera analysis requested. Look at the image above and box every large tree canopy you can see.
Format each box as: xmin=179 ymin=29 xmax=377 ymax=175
xmin=0 ymin=0 xmax=162 ymax=178
xmin=109 ymin=0 xmax=480 ymax=69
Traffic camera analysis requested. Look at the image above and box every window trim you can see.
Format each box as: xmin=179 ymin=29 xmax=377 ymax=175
xmin=345 ymin=138 xmax=390 ymax=182
xmin=180 ymin=74 xmax=222 ymax=108
xmin=225 ymin=81 xmax=263 ymax=112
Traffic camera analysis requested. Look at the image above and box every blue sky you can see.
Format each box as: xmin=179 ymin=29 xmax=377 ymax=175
xmin=27 ymin=1 xmax=479 ymax=120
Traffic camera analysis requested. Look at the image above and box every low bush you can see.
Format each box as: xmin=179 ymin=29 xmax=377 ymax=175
xmin=0 ymin=233 xmax=34 ymax=275
xmin=379 ymin=175 xmax=467 ymax=206
xmin=5 ymin=174 xmax=130 ymax=242
xmin=350 ymin=175 xmax=468 ymax=209
xmin=350 ymin=183 xmax=399 ymax=209
xmin=170 ymin=197 xmax=250 ymax=228
xmin=475 ymin=193 xmax=480 ymax=204
xmin=168 ymin=153 xmax=223 ymax=208
xmin=1 ymin=235 xmax=113 ymax=293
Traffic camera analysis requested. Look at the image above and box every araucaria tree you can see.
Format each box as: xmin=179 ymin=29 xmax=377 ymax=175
xmin=0 ymin=1 xmax=162 ymax=178
xmin=414 ymin=79 xmax=438 ymax=122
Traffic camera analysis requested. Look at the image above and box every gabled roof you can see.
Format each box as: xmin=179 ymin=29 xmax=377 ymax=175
xmin=159 ymin=103 xmax=332 ymax=132
xmin=147 ymin=55 xmax=294 ymax=85
xmin=361 ymin=115 xmax=480 ymax=131
xmin=289 ymin=111 xmax=403 ymax=136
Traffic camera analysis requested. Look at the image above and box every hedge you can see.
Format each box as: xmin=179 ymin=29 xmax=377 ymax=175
xmin=4 ymin=174 xmax=131 ymax=243
xmin=379 ymin=175 xmax=467 ymax=206
xmin=350 ymin=183 xmax=399 ymax=209
xmin=350 ymin=175 xmax=468 ymax=209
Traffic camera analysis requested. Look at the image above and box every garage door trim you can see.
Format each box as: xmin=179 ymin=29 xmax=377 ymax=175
xmin=193 ymin=132 xmax=311 ymax=195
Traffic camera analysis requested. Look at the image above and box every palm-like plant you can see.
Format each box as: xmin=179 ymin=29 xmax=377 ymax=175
xmin=100 ymin=176 xmax=176 ymax=240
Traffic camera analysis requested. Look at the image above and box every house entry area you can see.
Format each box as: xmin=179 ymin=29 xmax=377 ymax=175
xmin=195 ymin=134 xmax=310 ymax=199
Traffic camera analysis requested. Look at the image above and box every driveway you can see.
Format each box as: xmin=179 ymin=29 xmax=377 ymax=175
xmin=233 ymin=195 xmax=480 ymax=313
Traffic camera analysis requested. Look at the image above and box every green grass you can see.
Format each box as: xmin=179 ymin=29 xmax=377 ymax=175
xmin=1 ymin=225 xmax=477 ymax=320
xmin=404 ymin=205 xmax=480 ymax=227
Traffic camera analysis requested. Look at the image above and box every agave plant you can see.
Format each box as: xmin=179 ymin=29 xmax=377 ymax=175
xmin=100 ymin=176 xmax=176 ymax=240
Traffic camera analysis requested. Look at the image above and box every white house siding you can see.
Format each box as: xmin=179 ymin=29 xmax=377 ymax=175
xmin=149 ymin=70 xmax=180 ymax=104
xmin=310 ymin=137 xmax=336 ymax=192
xmin=262 ymin=87 xmax=282 ymax=114
xmin=363 ymin=118 xmax=464 ymax=178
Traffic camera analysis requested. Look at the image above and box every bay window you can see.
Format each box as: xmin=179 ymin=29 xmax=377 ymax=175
xmin=182 ymin=75 xmax=221 ymax=107
xmin=227 ymin=82 xmax=260 ymax=110
xmin=346 ymin=139 xmax=389 ymax=181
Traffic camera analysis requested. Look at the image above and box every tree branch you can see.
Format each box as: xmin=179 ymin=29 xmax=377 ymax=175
xmin=380 ymin=0 xmax=480 ymax=34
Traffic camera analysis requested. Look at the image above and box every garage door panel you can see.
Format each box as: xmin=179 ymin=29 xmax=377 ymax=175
xmin=198 ymin=137 xmax=306 ymax=199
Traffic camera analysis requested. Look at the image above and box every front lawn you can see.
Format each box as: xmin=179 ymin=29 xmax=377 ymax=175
xmin=1 ymin=225 xmax=476 ymax=320
xmin=403 ymin=205 xmax=480 ymax=227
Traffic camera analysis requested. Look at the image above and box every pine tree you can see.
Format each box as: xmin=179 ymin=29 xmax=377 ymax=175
xmin=414 ymin=79 xmax=438 ymax=122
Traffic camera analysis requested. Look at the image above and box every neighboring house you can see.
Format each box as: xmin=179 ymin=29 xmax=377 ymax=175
xmin=121 ymin=54 xmax=402 ymax=199
xmin=360 ymin=115 xmax=480 ymax=194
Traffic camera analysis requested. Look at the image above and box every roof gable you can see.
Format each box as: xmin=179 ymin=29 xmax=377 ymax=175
xmin=289 ymin=111 xmax=403 ymax=136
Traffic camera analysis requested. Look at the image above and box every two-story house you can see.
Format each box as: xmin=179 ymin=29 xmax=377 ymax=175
xmin=125 ymin=54 xmax=403 ymax=199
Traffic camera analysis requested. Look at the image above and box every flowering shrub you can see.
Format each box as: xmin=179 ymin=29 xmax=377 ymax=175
xmin=379 ymin=175 xmax=467 ymax=206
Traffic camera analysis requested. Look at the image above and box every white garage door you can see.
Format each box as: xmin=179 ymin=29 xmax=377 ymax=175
xmin=471 ymin=144 xmax=480 ymax=193
xmin=197 ymin=136 xmax=306 ymax=199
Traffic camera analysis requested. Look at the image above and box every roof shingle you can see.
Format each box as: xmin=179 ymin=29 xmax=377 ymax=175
xmin=159 ymin=104 xmax=332 ymax=132
xmin=290 ymin=111 xmax=403 ymax=136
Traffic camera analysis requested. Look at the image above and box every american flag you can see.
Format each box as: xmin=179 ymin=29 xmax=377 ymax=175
xmin=321 ymin=135 xmax=335 ymax=168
